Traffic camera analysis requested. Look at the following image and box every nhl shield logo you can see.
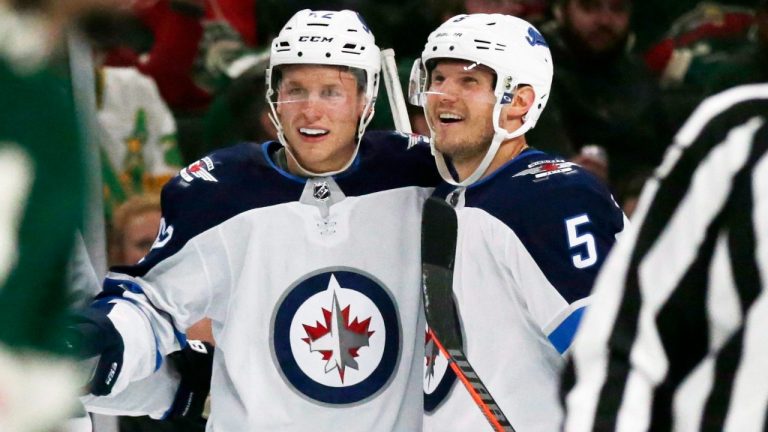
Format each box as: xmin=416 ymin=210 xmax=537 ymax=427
xmin=271 ymin=268 xmax=401 ymax=405
xmin=313 ymin=181 xmax=331 ymax=202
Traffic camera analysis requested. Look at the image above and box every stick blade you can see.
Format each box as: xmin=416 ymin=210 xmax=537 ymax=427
xmin=422 ymin=196 xmax=458 ymax=268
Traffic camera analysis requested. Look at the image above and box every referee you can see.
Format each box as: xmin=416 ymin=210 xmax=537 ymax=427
xmin=562 ymin=82 xmax=768 ymax=431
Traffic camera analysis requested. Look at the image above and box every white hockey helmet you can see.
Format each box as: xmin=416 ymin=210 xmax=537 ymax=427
xmin=266 ymin=9 xmax=381 ymax=176
xmin=410 ymin=14 xmax=553 ymax=186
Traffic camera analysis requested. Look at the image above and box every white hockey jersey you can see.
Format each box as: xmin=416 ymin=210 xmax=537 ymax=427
xmin=423 ymin=150 xmax=627 ymax=431
xmin=82 ymin=131 xmax=440 ymax=430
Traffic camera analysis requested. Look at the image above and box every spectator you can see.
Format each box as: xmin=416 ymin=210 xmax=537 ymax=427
xmin=96 ymin=66 xmax=184 ymax=221
xmin=103 ymin=0 xmax=257 ymax=113
xmin=707 ymin=0 xmax=768 ymax=93
xmin=534 ymin=0 xmax=673 ymax=189
xmin=644 ymin=2 xmax=756 ymax=127
xmin=632 ymin=0 xmax=756 ymax=51
xmin=109 ymin=194 xmax=162 ymax=266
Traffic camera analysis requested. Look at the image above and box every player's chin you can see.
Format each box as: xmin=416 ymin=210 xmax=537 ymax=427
xmin=295 ymin=147 xmax=345 ymax=171
xmin=433 ymin=138 xmax=461 ymax=156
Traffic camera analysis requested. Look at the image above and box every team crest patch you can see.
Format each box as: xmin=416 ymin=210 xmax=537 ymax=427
xmin=396 ymin=131 xmax=429 ymax=149
xmin=271 ymin=269 xmax=401 ymax=404
xmin=513 ymin=160 xmax=576 ymax=180
xmin=180 ymin=157 xmax=217 ymax=183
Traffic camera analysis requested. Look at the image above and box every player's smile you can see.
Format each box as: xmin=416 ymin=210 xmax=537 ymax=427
xmin=298 ymin=127 xmax=330 ymax=139
xmin=437 ymin=111 xmax=466 ymax=126
xmin=297 ymin=126 xmax=332 ymax=144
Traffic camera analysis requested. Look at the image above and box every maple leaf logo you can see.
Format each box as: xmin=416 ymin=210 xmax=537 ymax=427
xmin=513 ymin=160 xmax=575 ymax=179
xmin=301 ymin=276 xmax=375 ymax=383
xmin=541 ymin=162 xmax=560 ymax=172
xmin=424 ymin=330 xmax=440 ymax=384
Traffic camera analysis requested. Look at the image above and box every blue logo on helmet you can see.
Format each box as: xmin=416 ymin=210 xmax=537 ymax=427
xmin=525 ymin=27 xmax=548 ymax=47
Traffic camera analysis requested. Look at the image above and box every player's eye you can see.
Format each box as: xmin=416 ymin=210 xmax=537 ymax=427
xmin=283 ymin=86 xmax=306 ymax=97
xmin=429 ymin=74 xmax=445 ymax=88
xmin=321 ymin=87 xmax=343 ymax=98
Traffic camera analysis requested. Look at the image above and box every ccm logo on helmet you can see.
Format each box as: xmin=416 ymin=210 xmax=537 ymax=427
xmin=298 ymin=36 xmax=334 ymax=42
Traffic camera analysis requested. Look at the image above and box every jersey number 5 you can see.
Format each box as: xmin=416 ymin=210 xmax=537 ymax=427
xmin=565 ymin=215 xmax=597 ymax=269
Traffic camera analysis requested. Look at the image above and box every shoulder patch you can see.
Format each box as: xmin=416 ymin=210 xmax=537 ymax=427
xmin=179 ymin=157 xmax=217 ymax=183
xmin=513 ymin=159 xmax=576 ymax=180
xmin=395 ymin=131 xmax=430 ymax=149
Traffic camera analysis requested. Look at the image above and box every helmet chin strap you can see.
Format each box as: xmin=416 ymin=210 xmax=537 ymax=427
xmin=431 ymin=103 xmax=534 ymax=187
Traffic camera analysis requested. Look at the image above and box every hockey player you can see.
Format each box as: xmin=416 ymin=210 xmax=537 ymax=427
xmin=412 ymin=14 xmax=627 ymax=431
xmin=73 ymin=9 xmax=440 ymax=431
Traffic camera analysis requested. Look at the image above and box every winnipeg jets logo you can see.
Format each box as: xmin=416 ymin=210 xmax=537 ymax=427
xmin=424 ymin=324 xmax=458 ymax=412
xmin=302 ymin=279 xmax=374 ymax=382
xmin=424 ymin=330 xmax=441 ymax=385
xmin=272 ymin=269 xmax=400 ymax=404
xmin=312 ymin=181 xmax=331 ymax=202
xmin=180 ymin=157 xmax=217 ymax=183
xmin=513 ymin=160 xmax=576 ymax=180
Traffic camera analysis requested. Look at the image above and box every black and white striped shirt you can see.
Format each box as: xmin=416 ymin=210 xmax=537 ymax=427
xmin=562 ymin=83 xmax=768 ymax=432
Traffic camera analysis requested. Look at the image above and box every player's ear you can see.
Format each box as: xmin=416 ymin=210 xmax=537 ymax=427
xmin=500 ymin=86 xmax=535 ymax=128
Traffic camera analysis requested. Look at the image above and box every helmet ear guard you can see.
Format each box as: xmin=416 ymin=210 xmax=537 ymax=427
xmin=413 ymin=13 xmax=554 ymax=186
xmin=265 ymin=9 xmax=381 ymax=176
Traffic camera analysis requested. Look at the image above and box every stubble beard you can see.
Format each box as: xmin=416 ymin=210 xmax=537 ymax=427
xmin=435 ymin=125 xmax=496 ymax=168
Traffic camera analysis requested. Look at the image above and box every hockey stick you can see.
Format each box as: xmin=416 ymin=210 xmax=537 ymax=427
xmin=421 ymin=197 xmax=516 ymax=432
xmin=380 ymin=49 xmax=413 ymax=134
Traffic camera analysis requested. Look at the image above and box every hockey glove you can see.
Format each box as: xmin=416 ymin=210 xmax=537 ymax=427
xmin=65 ymin=303 xmax=125 ymax=396
xmin=165 ymin=340 xmax=214 ymax=421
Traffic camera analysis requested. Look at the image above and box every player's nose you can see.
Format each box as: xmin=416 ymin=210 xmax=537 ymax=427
xmin=300 ymin=100 xmax=323 ymax=122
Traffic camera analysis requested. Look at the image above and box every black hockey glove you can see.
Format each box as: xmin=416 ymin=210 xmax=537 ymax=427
xmin=65 ymin=303 xmax=125 ymax=396
xmin=165 ymin=340 xmax=214 ymax=421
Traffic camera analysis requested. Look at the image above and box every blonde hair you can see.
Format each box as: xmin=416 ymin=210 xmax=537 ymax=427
xmin=108 ymin=194 xmax=161 ymax=265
